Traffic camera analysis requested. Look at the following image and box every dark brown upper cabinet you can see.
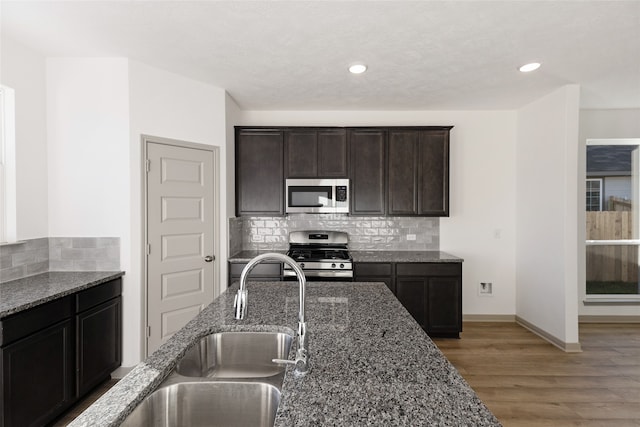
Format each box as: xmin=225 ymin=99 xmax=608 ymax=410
xmin=349 ymin=129 xmax=386 ymax=215
xmin=388 ymin=128 xmax=451 ymax=216
xmin=235 ymin=129 xmax=284 ymax=216
xmin=388 ymin=130 xmax=419 ymax=215
xmin=285 ymin=129 xmax=347 ymax=178
xmin=235 ymin=126 xmax=451 ymax=217
xmin=418 ymin=129 xmax=450 ymax=216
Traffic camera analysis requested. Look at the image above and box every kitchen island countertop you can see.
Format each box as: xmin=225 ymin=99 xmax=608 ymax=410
xmin=70 ymin=280 xmax=498 ymax=426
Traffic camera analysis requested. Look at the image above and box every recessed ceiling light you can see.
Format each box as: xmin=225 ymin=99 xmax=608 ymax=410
xmin=519 ymin=62 xmax=541 ymax=72
xmin=349 ymin=64 xmax=367 ymax=74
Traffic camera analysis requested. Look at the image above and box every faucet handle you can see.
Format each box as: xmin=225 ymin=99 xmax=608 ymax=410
xmin=272 ymin=355 xmax=308 ymax=375
xmin=233 ymin=289 xmax=247 ymax=320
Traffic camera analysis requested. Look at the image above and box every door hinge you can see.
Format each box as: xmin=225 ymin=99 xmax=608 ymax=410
xmin=145 ymin=159 xmax=150 ymax=173
xmin=146 ymin=243 xmax=151 ymax=255
xmin=147 ymin=326 xmax=151 ymax=337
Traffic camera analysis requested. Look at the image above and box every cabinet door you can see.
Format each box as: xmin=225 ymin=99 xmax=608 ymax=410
xmin=76 ymin=297 xmax=122 ymax=397
xmin=395 ymin=278 xmax=426 ymax=328
xmin=349 ymin=129 xmax=386 ymax=215
xmin=317 ymin=129 xmax=347 ymax=177
xmin=388 ymin=130 xmax=419 ymax=215
xmin=426 ymin=276 xmax=462 ymax=336
xmin=236 ymin=130 xmax=284 ymax=215
xmin=418 ymin=130 xmax=449 ymax=216
xmin=286 ymin=130 xmax=317 ymax=178
xmin=1 ymin=320 xmax=74 ymax=427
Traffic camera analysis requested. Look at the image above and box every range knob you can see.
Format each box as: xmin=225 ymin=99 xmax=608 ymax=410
xmin=300 ymin=263 xmax=305 ymax=268
xmin=340 ymin=263 xmax=344 ymax=268
xmin=331 ymin=263 xmax=336 ymax=268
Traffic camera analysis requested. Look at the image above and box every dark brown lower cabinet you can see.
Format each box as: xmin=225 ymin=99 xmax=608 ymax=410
xmin=0 ymin=278 xmax=122 ymax=427
xmin=76 ymin=296 xmax=122 ymax=397
xmin=396 ymin=263 xmax=462 ymax=337
xmin=1 ymin=317 xmax=75 ymax=427
xmin=356 ymin=261 xmax=462 ymax=338
xmin=396 ymin=277 xmax=427 ymax=328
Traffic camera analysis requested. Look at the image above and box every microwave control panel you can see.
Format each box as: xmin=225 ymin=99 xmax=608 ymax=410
xmin=336 ymin=186 xmax=348 ymax=202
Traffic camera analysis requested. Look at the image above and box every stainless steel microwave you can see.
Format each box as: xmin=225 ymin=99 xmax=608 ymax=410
xmin=285 ymin=179 xmax=349 ymax=214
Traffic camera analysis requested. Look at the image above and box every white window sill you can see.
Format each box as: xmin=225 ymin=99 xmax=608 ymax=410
xmin=584 ymin=296 xmax=640 ymax=305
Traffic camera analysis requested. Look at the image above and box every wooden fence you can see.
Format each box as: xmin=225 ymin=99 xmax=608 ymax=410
xmin=586 ymin=211 xmax=638 ymax=282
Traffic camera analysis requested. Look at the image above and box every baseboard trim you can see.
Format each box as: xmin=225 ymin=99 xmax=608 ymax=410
xmin=463 ymin=314 xmax=516 ymax=322
xmin=579 ymin=315 xmax=640 ymax=323
xmin=516 ymin=316 xmax=582 ymax=353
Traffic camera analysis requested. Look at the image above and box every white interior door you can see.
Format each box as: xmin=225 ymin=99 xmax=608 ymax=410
xmin=146 ymin=139 xmax=215 ymax=354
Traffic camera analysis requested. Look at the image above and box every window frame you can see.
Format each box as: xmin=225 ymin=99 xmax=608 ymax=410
xmin=585 ymin=138 xmax=640 ymax=301
xmin=585 ymin=178 xmax=603 ymax=212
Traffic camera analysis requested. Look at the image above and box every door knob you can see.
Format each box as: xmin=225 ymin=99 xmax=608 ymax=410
xmin=204 ymin=255 xmax=214 ymax=262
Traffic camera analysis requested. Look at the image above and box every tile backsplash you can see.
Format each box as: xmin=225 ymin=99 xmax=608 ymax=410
xmin=0 ymin=237 xmax=120 ymax=283
xmin=229 ymin=214 xmax=439 ymax=252
xmin=0 ymin=238 xmax=49 ymax=283
xmin=49 ymin=237 xmax=120 ymax=272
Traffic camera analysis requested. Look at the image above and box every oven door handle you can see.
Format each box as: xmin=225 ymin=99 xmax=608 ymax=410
xmin=291 ymin=204 xmax=324 ymax=208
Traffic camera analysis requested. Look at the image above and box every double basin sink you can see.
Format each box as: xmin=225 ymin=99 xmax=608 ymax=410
xmin=121 ymin=331 xmax=293 ymax=427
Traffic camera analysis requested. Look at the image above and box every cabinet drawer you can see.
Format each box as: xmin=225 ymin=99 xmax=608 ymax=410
xmin=0 ymin=296 xmax=73 ymax=346
xmin=229 ymin=262 xmax=282 ymax=278
xmin=396 ymin=263 xmax=461 ymax=277
xmin=354 ymin=262 xmax=393 ymax=276
xmin=76 ymin=278 xmax=122 ymax=313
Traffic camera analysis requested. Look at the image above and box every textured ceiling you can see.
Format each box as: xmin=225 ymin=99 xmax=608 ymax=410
xmin=1 ymin=1 xmax=639 ymax=110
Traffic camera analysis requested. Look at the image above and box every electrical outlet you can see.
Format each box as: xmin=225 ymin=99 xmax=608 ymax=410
xmin=406 ymin=234 xmax=416 ymax=241
xmin=479 ymin=282 xmax=493 ymax=296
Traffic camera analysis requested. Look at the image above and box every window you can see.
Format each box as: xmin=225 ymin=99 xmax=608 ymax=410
xmin=586 ymin=178 xmax=602 ymax=211
xmin=585 ymin=139 xmax=640 ymax=297
xmin=0 ymin=85 xmax=16 ymax=244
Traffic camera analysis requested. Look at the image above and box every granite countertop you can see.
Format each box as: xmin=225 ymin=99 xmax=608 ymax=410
xmin=350 ymin=250 xmax=463 ymax=263
xmin=229 ymin=250 xmax=463 ymax=263
xmin=70 ymin=281 xmax=499 ymax=427
xmin=228 ymin=249 xmax=287 ymax=262
xmin=0 ymin=271 xmax=125 ymax=319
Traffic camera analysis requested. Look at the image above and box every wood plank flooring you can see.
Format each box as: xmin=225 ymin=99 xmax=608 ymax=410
xmin=433 ymin=322 xmax=640 ymax=427
xmin=50 ymin=378 xmax=118 ymax=426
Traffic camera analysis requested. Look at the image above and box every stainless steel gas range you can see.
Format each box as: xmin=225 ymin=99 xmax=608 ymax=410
xmin=284 ymin=230 xmax=353 ymax=281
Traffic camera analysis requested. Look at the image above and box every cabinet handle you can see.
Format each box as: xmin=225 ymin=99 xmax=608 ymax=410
xmin=204 ymin=255 xmax=215 ymax=262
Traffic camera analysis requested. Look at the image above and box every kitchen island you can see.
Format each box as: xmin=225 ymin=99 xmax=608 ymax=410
xmin=70 ymin=281 xmax=500 ymax=426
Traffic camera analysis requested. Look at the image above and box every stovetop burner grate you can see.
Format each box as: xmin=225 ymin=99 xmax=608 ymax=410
xmin=287 ymin=248 xmax=351 ymax=262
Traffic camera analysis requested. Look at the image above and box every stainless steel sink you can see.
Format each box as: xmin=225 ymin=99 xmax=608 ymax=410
xmin=175 ymin=331 xmax=293 ymax=379
xmin=120 ymin=381 xmax=280 ymax=427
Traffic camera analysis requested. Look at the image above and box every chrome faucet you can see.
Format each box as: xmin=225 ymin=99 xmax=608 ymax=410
xmin=234 ymin=253 xmax=309 ymax=375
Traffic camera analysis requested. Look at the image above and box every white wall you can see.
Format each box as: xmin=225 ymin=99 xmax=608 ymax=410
xmin=0 ymin=36 xmax=48 ymax=239
xmin=516 ymin=85 xmax=581 ymax=346
xmin=238 ymin=110 xmax=518 ymax=316
xmin=128 ymin=60 xmax=228 ymax=361
xmin=578 ymin=108 xmax=640 ymax=317
xmin=46 ymin=58 xmax=131 ymax=238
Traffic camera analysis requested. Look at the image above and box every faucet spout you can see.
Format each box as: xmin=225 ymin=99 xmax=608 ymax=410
xmin=234 ymin=253 xmax=309 ymax=375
